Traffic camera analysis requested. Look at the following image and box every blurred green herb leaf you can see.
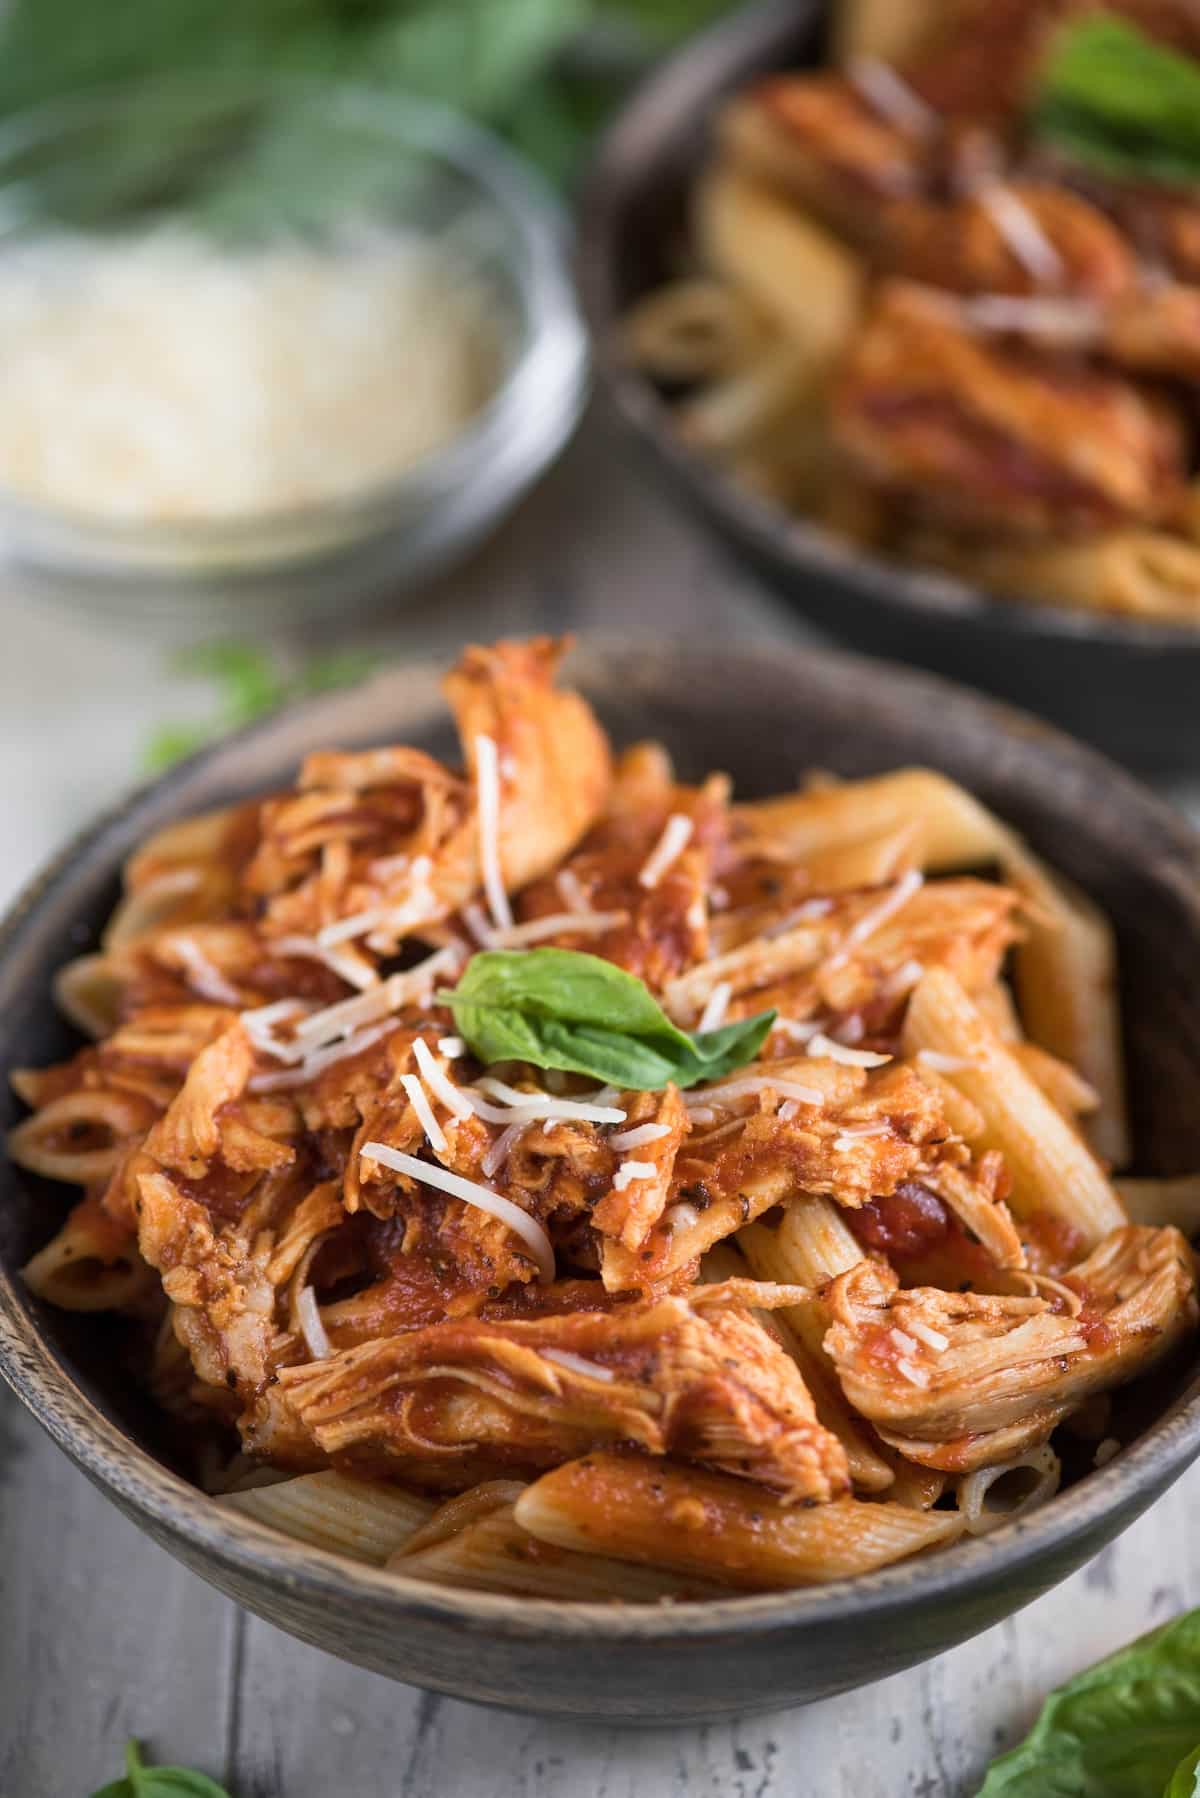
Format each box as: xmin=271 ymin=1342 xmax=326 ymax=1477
xmin=0 ymin=0 xmax=729 ymax=202
xmin=91 ymin=1737 xmax=232 ymax=1798
xmin=143 ymin=639 xmax=371 ymax=772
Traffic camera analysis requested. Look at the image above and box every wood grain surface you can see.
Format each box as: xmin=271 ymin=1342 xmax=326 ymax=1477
xmin=2 ymin=410 xmax=1197 ymax=1797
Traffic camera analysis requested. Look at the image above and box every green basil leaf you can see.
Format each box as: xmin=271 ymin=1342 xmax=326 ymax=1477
xmin=1034 ymin=15 xmax=1200 ymax=186
xmin=439 ymin=948 xmax=774 ymax=1091
xmin=979 ymin=1609 xmax=1200 ymax=1797
xmin=1164 ymin=1743 xmax=1200 ymax=1798
xmin=90 ymin=1740 xmax=232 ymax=1798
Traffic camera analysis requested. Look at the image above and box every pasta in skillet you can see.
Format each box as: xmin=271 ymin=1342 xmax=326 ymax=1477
xmin=9 ymin=638 xmax=1197 ymax=1598
xmin=626 ymin=0 xmax=1200 ymax=623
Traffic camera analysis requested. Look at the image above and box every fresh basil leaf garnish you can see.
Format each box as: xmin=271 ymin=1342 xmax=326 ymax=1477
xmin=978 ymin=1609 xmax=1200 ymax=1797
xmin=438 ymin=947 xmax=774 ymax=1091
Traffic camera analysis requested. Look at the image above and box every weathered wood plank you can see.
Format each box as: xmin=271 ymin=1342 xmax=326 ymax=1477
xmin=0 ymin=1386 xmax=236 ymax=1797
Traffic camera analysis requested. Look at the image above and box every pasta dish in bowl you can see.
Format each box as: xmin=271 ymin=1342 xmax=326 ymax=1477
xmin=3 ymin=635 xmax=1200 ymax=1717
xmin=624 ymin=0 xmax=1200 ymax=626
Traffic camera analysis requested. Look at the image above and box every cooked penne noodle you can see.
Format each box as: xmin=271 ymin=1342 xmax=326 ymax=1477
xmin=902 ymin=970 xmax=1126 ymax=1248
xmin=912 ymin=531 xmax=1200 ymax=626
xmin=22 ymin=1193 xmax=152 ymax=1313
xmin=621 ymin=278 xmax=769 ymax=385
xmin=693 ymin=166 xmax=865 ymax=375
xmin=8 ymin=1087 xmax=157 ymax=1185
xmin=735 ymin=770 xmax=1128 ymax=1164
xmin=219 ymin=1472 xmax=435 ymax=1565
xmin=391 ymin=1500 xmax=727 ymax=1601
xmin=833 ymin=0 xmax=948 ymax=64
xmin=956 ymin=1445 xmax=1061 ymax=1536
xmin=1014 ymin=1043 xmax=1100 ymax=1125
xmin=726 ymin=1228 xmax=894 ymax=1493
xmin=515 ymin=1455 xmax=964 ymax=1590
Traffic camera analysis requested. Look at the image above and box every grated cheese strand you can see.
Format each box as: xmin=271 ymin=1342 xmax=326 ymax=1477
xmin=541 ymin=1348 xmax=615 ymax=1383
xmin=296 ymin=1287 xmax=333 ymax=1361
xmin=612 ymin=1158 xmax=657 ymax=1192
xmin=847 ymin=55 xmax=937 ymax=135
xmin=413 ymin=1036 xmax=474 ymax=1121
xmin=400 ymin=1073 xmax=449 ymax=1155
xmin=273 ymin=933 xmax=379 ymax=993
xmin=249 ymin=1021 xmax=393 ymax=1091
xmin=475 ymin=733 xmax=514 ymax=933
xmin=171 ymin=937 xmax=243 ymax=1007
xmin=482 ymin=1120 xmax=527 ymax=1179
xmin=696 ymin=981 xmax=732 ymax=1035
xmin=685 ymin=1074 xmax=824 ymax=1109
xmin=807 ymin=1031 xmax=892 ymax=1069
xmin=979 ymin=186 xmax=1064 ymax=286
xmin=291 ymin=945 xmax=460 ymax=1050
xmin=478 ymin=909 xmax=627 ymax=949
xmin=608 ymin=1121 xmax=672 ymax=1151
xmin=360 ymin=1141 xmax=554 ymax=1282
xmin=638 ymin=813 xmax=693 ymax=889
xmin=826 ymin=869 xmax=924 ymax=971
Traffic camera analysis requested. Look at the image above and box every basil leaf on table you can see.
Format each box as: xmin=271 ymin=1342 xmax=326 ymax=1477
xmin=91 ymin=1738 xmax=232 ymax=1798
xmin=978 ymin=1608 xmax=1200 ymax=1797
xmin=1034 ymin=14 xmax=1200 ymax=187
xmin=438 ymin=948 xmax=774 ymax=1090
xmin=1164 ymin=1743 xmax=1200 ymax=1798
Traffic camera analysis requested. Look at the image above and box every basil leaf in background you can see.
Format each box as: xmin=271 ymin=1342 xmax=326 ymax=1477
xmin=91 ymin=1738 xmax=232 ymax=1798
xmin=1164 ymin=1744 xmax=1200 ymax=1798
xmin=143 ymin=640 xmax=372 ymax=772
xmin=439 ymin=947 xmax=774 ymax=1090
xmin=1034 ymin=14 xmax=1200 ymax=187
xmin=978 ymin=1609 xmax=1200 ymax=1797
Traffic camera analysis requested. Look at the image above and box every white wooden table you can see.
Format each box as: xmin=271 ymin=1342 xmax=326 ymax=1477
xmin=2 ymin=413 xmax=1197 ymax=1798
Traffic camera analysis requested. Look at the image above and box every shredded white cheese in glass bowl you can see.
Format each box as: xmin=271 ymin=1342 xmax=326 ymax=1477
xmin=0 ymin=78 xmax=586 ymax=620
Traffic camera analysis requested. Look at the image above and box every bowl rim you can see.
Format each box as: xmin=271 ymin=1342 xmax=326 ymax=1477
xmin=575 ymin=0 xmax=1200 ymax=658
xmin=0 ymin=73 xmax=588 ymax=549
xmin=3 ymin=635 xmax=1200 ymax=1644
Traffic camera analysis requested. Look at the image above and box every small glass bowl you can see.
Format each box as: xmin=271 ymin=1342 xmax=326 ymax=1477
xmin=0 ymin=76 xmax=588 ymax=625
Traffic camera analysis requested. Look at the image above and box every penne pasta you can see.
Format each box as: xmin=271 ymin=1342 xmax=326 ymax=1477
xmin=391 ymin=1499 xmax=727 ymax=1602
xmin=902 ymin=969 xmax=1126 ymax=1249
xmin=693 ymin=166 xmax=865 ymax=377
xmin=219 ymin=1471 xmax=435 ymax=1565
xmin=735 ymin=770 xmax=1128 ymax=1165
xmin=514 ymin=1454 xmax=964 ymax=1591
xmin=22 ymin=1193 xmax=152 ymax=1313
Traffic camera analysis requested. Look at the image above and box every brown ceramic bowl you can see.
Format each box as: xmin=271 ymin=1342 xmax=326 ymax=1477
xmin=2 ymin=640 xmax=1200 ymax=1722
xmin=576 ymin=0 xmax=1200 ymax=774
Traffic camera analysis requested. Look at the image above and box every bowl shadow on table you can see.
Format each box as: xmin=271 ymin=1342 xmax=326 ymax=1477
xmin=2 ymin=641 xmax=1200 ymax=1720
xmin=576 ymin=0 xmax=1200 ymax=776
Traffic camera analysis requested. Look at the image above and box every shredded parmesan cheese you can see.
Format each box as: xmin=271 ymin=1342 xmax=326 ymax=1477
xmin=906 ymin=1318 xmax=950 ymax=1353
xmin=473 ymin=1076 xmax=626 ymax=1125
xmin=412 ymin=1037 xmax=475 ymax=1121
xmin=664 ymin=1200 xmax=700 ymax=1234
xmin=296 ymin=1287 xmax=333 ymax=1361
xmin=807 ymin=1031 xmax=891 ymax=1069
xmin=555 ymin=869 xmax=592 ymax=913
xmin=171 ymin=937 xmax=242 ymax=1007
xmin=696 ymin=981 xmax=732 ymax=1035
xmin=291 ymin=945 xmax=460 ymax=1050
xmin=847 ymin=56 xmax=937 ymax=135
xmin=541 ymin=1348 xmax=615 ymax=1383
xmin=249 ymin=1020 xmax=393 ymax=1090
xmin=963 ymin=293 xmax=1101 ymax=345
xmin=608 ymin=1121 xmax=671 ymax=1151
xmin=686 ymin=1074 xmax=824 ymax=1109
xmin=612 ymin=1159 xmax=657 ymax=1191
xmin=475 ymin=733 xmax=513 ymax=933
xmin=438 ymin=1036 xmax=466 ymax=1058
xmin=400 ymin=1073 xmax=448 ymax=1154
xmin=360 ymin=1141 xmax=555 ymax=1281
xmin=890 ymin=1327 xmax=919 ymax=1357
xmin=272 ymin=933 xmax=379 ymax=992
xmin=978 ymin=186 xmax=1064 ymax=285
xmin=638 ymin=814 xmax=693 ymax=890
xmin=473 ymin=909 xmax=626 ymax=949
xmin=482 ymin=1120 xmax=527 ymax=1179
xmin=772 ymin=1017 xmax=821 ymax=1044
xmin=826 ymin=870 xmax=924 ymax=971
xmin=0 ymin=225 xmax=498 ymax=522
xmin=896 ymin=1356 xmax=930 ymax=1388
